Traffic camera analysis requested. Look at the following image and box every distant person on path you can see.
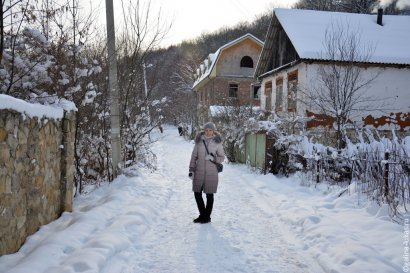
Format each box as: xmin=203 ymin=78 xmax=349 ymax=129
xmin=189 ymin=122 xmax=225 ymax=224
xmin=178 ymin=125 xmax=183 ymax=136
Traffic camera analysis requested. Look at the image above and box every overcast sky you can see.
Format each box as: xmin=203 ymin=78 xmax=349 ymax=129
xmin=85 ymin=0 xmax=299 ymax=47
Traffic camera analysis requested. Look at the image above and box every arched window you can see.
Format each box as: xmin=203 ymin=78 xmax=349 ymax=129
xmin=240 ymin=56 xmax=253 ymax=68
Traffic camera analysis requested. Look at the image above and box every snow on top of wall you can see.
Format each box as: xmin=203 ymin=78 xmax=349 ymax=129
xmin=0 ymin=94 xmax=77 ymax=120
xmin=275 ymin=8 xmax=410 ymax=65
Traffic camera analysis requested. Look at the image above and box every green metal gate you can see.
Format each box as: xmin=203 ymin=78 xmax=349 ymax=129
xmin=245 ymin=132 xmax=267 ymax=171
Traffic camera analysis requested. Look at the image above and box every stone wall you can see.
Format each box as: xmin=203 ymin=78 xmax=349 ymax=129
xmin=0 ymin=108 xmax=76 ymax=255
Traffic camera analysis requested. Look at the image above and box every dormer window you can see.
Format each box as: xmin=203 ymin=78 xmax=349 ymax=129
xmin=240 ymin=56 xmax=253 ymax=68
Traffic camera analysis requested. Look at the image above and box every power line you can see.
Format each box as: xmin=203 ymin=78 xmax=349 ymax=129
xmin=227 ymin=0 xmax=254 ymax=22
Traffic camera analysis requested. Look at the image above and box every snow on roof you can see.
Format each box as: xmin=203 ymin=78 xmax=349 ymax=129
xmin=192 ymin=33 xmax=264 ymax=89
xmin=274 ymin=8 xmax=410 ymax=65
xmin=0 ymin=94 xmax=77 ymax=119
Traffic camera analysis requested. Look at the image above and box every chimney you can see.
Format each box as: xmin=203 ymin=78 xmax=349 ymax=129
xmin=377 ymin=8 xmax=383 ymax=26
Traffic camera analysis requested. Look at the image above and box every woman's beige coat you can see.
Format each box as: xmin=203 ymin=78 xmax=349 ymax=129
xmin=189 ymin=132 xmax=225 ymax=193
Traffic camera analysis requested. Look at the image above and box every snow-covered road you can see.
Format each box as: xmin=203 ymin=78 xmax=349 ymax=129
xmin=120 ymin=128 xmax=324 ymax=273
xmin=0 ymin=126 xmax=403 ymax=273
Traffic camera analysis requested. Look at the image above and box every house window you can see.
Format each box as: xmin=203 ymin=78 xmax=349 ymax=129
xmin=229 ymin=83 xmax=238 ymax=98
xmin=276 ymin=78 xmax=283 ymax=112
xmin=264 ymin=81 xmax=272 ymax=111
xmin=240 ymin=56 xmax=253 ymax=68
xmin=287 ymin=71 xmax=298 ymax=112
xmin=253 ymin=85 xmax=260 ymax=99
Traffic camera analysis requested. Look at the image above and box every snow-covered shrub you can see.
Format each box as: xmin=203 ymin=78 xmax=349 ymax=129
xmin=1 ymin=0 xmax=173 ymax=195
xmin=277 ymin=122 xmax=410 ymax=217
xmin=244 ymin=112 xmax=410 ymax=217
xmin=1 ymin=27 xmax=53 ymax=98
xmin=1 ymin=1 xmax=109 ymax=194
xmin=343 ymin=130 xmax=410 ymax=217
xmin=243 ymin=112 xmax=310 ymax=174
xmin=212 ymin=105 xmax=261 ymax=162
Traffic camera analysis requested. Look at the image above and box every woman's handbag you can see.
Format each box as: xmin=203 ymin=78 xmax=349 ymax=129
xmin=202 ymin=140 xmax=223 ymax=173
xmin=215 ymin=162 xmax=223 ymax=173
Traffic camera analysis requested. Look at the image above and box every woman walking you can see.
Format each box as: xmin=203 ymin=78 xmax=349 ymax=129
xmin=189 ymin=122 xmax=225 ymax=224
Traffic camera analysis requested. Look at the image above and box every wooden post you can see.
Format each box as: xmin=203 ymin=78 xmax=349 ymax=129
xmin=316 ymin=159 xmax=320 ymax=183
xmin=383 ymin=151 xmax=389 ymax=198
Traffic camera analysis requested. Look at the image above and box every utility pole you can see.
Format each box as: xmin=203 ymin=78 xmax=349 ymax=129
xmin=105 ymin=0 xmax=121 ymax=178
xmin=143 ymin=62 xmax=152 ymax=124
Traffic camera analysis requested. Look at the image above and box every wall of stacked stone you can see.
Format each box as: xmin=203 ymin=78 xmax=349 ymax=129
xmin=0 ymin=108 xmax=76 ymax=255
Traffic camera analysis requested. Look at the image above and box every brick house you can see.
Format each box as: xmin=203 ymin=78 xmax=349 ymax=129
xmin=255 ymin=8 xmax=410 ymax=133
xmin=192 ymin=33 xmax=264 ymax=124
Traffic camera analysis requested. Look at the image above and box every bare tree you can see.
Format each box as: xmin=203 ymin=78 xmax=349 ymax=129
xmin=1 ymin=0 xmax=25 ymax=62
xmin=293 ymin=0 xmax=410 ymax=14
xmin=293 ymin=0 xmax=340 ymax=11
xmin=167 ymin=55 xmax=198 ymax=135
xmin=171 ymin=57 xmax=197 ymax=93
xmin=304 ymin=21 xmax=381 ymax=149
xmin=115 ymin=0 xmax=172 ymax=165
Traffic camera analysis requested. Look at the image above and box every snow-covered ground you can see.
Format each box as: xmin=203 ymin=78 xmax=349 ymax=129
xmin=0 ymin=126 xmax=405 ymax=273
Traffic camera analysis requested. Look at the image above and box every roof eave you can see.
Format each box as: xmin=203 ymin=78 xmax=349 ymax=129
xmin=257 ymin=60 xmax=301 ymax=80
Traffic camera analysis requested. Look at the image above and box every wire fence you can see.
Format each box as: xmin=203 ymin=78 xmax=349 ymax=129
xmin=298 ymin=149 xmax=410 ymax=218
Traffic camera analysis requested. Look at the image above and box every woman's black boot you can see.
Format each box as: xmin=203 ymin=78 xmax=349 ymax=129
xmin=201 ymin=194 xmax=214 ymax=224
xmin=194 ymin=192 xmax=205 ymax=223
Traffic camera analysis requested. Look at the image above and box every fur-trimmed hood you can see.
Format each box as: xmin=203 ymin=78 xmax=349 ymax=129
xmin=194 ymin=131 xmax=222 ymax=144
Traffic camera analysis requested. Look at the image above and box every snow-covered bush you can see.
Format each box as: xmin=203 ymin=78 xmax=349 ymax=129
xmin=212 ymin=105 xmax=261 ymax=162
xmin=1 ymin=1 xmax=111 ymax=194
xmin=121 ymin=97 xmax=166 ymax=168
xmin=257 ymin=115 xmax=410 ymax=217
xmin=243 ymin=112 xmax=410 ymax=217
xmin=1 ymin=1 xmax=170 ymax=194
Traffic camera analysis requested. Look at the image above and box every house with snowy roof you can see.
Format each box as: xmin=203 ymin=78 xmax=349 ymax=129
xmin=255 ymin=8 xmax=410 ymax=132
xmin=192 ymin=33 xmax=263 ymax=124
